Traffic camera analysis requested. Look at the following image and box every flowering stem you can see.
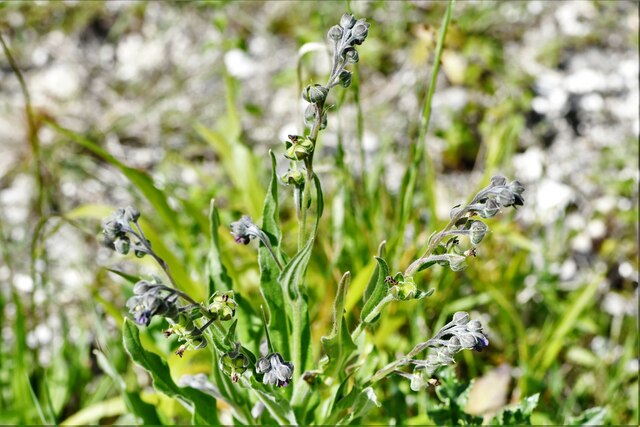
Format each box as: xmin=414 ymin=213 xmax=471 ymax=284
xmin=365 ymin=338 xmax=438 ymax=386
xmin=404 ymin=206 xmax=468 ymax=277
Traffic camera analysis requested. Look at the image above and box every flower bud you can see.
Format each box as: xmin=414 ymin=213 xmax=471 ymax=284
xmin=302 ymin=84 xmax=328 ymax=104
xmin=459 ymin=334 xmax=477 ymax=349
xmin=452 ymin=311 xmax=470 ymax=325
xmin=490 ymin=175 xmax=507 ymax=187
xmin=340 ymin=13 xmax=356 ymax=29
xmin=480 ymin=199 xmax=500 ymax=218
xmin=351 ymin=19 xmax=369 ymax=44
xmin=447 ymin=254 xmax=466 ymax=271
xmin=281 ymin=169 xmax=305 ymax=186
xmin=467 ymin=320 xmax=483 ymax=332
xmin=469 ymin=220 xmax=488 ymax=245
xmin=133 ymin=280 xmax=152 ymax=295
xmin=496 ymin=188 xmax=515 ymax=207
xmin=209 ymin=291 xmax=237 ymax=321
xmin=447 ymin=336 xmax=461 ymax=353
xmin=303 ymin=104 xmax=316 ymax=128
xmin=344 ymin=48 xmax=359 ymax=64
xmin=114 ymin=236 xmax=130 ymax=255
xmin=123 ymin=206 xmax=140 ymax=222
xmin=328 ymin=25 xmax=343 ymax=40
xmin=338 ymin=70 xmax=352 ymax=88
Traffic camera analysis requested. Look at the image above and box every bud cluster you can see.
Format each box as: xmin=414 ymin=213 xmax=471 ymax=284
xmin=102 ymin=206 xmax=148 ymax=257
xmin=463 ymin=175 xmax=525 ymax=219
xmin=408 ymin=312 xmax=489 ymax=390
xmin=405 ymin=176 xmax=525 ymax=276
xmin=126 ymin=278 xmax=179 ymax=326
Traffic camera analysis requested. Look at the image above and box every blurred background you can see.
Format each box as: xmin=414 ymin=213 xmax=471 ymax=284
xmin=0 ymin=1 xmax=637 ymax=425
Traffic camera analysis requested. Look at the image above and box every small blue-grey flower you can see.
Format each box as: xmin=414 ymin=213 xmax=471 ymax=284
xmin=230 ymin=215 xmax=260 ymax=245
xmin=255 ymin=352 xmax=294 ymax=388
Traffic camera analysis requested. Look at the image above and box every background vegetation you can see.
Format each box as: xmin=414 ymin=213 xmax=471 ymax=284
xmin=0 ymin=1 xmax=637 ymax=425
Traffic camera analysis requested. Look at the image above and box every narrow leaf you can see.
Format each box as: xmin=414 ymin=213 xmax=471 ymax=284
xmin=123 ymin=320 xmax=219 ymax=425
xmin=207 ymin=199 xmax=233 ymax=295
xmin=360 ymin=257 xmax=391 ymax=324
xmin=321 ymin=272 xmax=356 ymax=378
xmin=259 ymin=151 xmax=289 ymax=356
xmin=363 ymin=241 xmax=386 ymax=303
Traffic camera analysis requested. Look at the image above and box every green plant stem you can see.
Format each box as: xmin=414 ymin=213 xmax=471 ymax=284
xmin=365 ymin=338 xmax=437 ymax=386
xmin=350 ymin=294 xmax=394 ymax=341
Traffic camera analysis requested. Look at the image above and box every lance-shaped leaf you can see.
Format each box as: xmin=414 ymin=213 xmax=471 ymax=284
xmin=94 ymin=350 xmax=161 ymax=425
xmin=122 ymin=320 xmax=219 ymax=425
xmin=363 ymin=241 xmax=386 ymax=302
xmin=360 ymin=257 xmax=391 ymax=324
xmin=321 ymin=272 xmax=356 ymax=378
xmin=258 ymin=151 xmax=290 ymax=357
xmin=207 ymin=199 xmax=233 ymax=295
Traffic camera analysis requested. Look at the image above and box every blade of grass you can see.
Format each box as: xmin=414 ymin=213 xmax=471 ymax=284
xmin=394 ymin=0 xmax=456 ymax=260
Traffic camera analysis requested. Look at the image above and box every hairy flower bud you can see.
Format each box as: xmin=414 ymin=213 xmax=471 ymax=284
xmin=114 ymin=236 xmax=130 ymax=255
xmin=328 ymin=24 xmax=343 ymax=40
xmin=490 ymin=175 xmax=507 ymax=187
xmin=344 ymin=48 xmax=359 ymax=64
xmin=469 ymin=220 xmax=488 ymax=245
xmin=281 ymin=169 xmax=305 ymax=186
xmin=351 ymin=19 xmax=370 ymax=44
xmin=340 ymin=13 xmax=356 ymax=29
xmin=302 ymin=84 xmax=328 ymax=104
xmin=338 ymin=70 xmax=352 ymax=88
xmin=452 ymin=311 xmax=470 ymax=325
xmin=123 ymin=206 xmax=140 ymax=222
xmin=480 ymin=199 xmax=500 ymax=218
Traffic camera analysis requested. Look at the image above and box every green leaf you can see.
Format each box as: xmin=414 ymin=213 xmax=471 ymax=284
xmin=94 ymin=349 xmax=162 ymax=425
xmin=566 ymin=406 xmax=608 ymax=426
xmin=490 ymin=394 xmax=540 ymax=425
xmin=207 ymin=199 xmax=233 ymax=295
xmin=122 ymin=320 xmax=219 ymax=425
xmin=321 ymin=272 xmax=356 ymax=379
xmin=363 ymin=241 xmax=386 ymax=302
xmin=311 ymin=173 xmax=324 ymax=236
xmin=258 ymin=151 xmax=289 ymax=357
xmin=360 ymin=257 xmax=391 ymax=324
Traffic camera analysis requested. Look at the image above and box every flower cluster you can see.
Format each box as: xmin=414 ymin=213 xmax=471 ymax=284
xmin=405 ymin=176 xmax=525 ymax=276
xmin=460 ymin=175 xmax=525 ymax=219
xmin=102 ymin=206 xmax=150 ymax=257
xmin=126 ymin=278 xmax=179 ymax=326
xmin=326 ymin=13 xmax=370 ymax=89
xmin=405 ymin=312 xmax=489 ymax=390
xmin=255 ymin=352 xmax=294 ymax=388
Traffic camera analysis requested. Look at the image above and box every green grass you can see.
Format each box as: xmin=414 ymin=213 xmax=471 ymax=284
xmin=0 ymin=1 xmax=637 ymax=425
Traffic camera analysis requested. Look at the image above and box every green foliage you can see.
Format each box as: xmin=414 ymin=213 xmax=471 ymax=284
xmin=122 ymin=320 xmax=219 ymax=425
xmin=1 ymin=1 xmax=636 ymax=426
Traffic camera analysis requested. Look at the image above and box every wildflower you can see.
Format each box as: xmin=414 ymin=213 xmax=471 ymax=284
xmin=255 ymin=352 xmax=294 ymax=388
xmin=126 ymin=279 xmax=178 ymax=326
xmin=230 ymin=215 xmax=262 ymax=245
